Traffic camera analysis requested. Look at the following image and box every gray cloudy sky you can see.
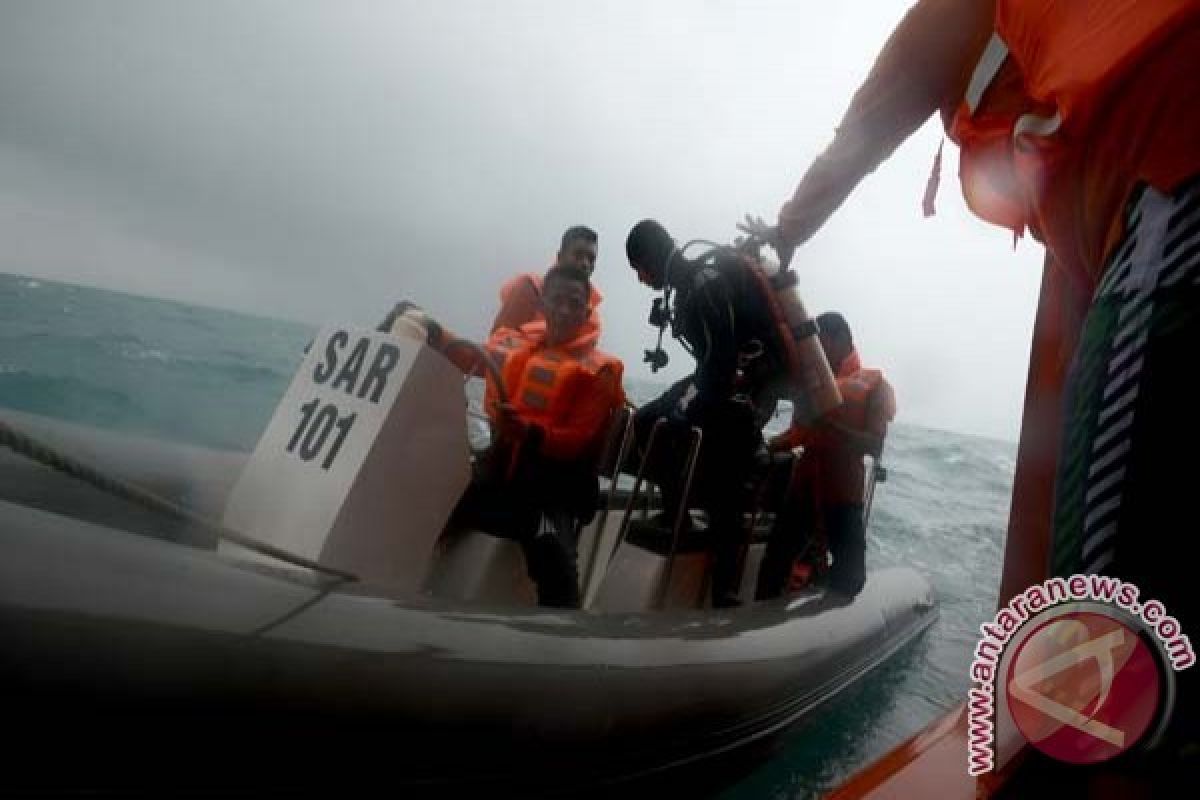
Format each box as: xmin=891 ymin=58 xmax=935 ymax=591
xmin=0 ymin=0 xmax=1045 ymax=440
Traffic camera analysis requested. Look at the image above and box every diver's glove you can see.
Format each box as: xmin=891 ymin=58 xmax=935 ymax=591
xmin=376 ymin=300 xmax=415 ymax=332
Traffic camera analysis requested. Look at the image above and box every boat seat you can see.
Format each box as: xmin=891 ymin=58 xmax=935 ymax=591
xmin=421 ymin=527 xmax=538 ymax=606
xmin=588 ymin=543 xmax=709 ymax=612
xmin=621 ymin=513 xmax=776 ymax=551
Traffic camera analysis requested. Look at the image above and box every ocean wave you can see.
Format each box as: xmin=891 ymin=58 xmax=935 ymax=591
xmin=0 ymin=369 xmax=145 ymax=424
xmin=5 ymin=328 xmax=294 ymax=385
xmin=94 ymin=331 xmax=147 ymax=346
xmin=174 ymin=313 xmax=220 ymax=333
xmin=193 ymin=359 xmax=292 ymax=384
xmin=125 ymin=345 xmax=293 ymax=383
xmin=0 ymin=327 xmax=48 ymax=341
xmin=0 ymin=368 xmax=274 ymax=451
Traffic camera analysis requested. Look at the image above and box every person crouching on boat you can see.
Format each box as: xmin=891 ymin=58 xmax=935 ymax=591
xmin=388 ymin=265 xmax=626 ymax=608
xmin=756 ymin=312 xmax=895 ymax=600
xmin=625 ymin=219 xmax=792 ymax=609
xmin=489 ymin=225 xmax=604 ymax=335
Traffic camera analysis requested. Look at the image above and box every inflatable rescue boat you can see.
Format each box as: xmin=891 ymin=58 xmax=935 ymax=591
xmin=0 ymin=326 xmax=936 ymax=795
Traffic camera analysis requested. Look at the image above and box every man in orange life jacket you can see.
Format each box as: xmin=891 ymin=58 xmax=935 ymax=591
xmin=738 ymin=0 xmax=1199 ymax=773
xmin=756 ymin=312 xmax=895 ymax=600
xmin=392 ymin=265 xmax=625 ymax=608
xmin=489 ymin=225 xmax=604 ymax=334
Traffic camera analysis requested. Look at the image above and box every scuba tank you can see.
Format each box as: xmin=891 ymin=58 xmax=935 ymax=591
xmin=654 ymin=238 xmax=841 ymax=425
xmin=745 ymin=252 xmax=842 ymax=424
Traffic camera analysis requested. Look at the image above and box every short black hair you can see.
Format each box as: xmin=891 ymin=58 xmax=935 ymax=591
xmin=817 ymin=311 xmax=852 ymax=346
xmin=560 ymin=225 xmax=598 ymax=252
xmin=625 ymin=219 xmax=675 ymax=271
xmin=543 ymin=264 xmax=591 ymax=295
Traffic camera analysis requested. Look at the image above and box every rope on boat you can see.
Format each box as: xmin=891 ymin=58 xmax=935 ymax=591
xmin=0 ymin=418 xmax=357 ymax=583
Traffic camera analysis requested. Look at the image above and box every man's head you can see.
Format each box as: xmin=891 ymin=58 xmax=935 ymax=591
xmin=556 ymin=225 xmax=599 ymax=275
xmin=541 ymin=265 xmax=591 ymax=346
xmin=625 ymin=219 xmax=676 ymax=290
xmin=816 ymin=311 xmax=854 ymax=370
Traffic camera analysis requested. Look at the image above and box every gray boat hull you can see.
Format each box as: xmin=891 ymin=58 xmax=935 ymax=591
xmin=0 ymin=411 xmax=937 ymax=794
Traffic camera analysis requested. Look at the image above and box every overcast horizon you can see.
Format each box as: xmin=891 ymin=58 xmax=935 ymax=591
xmin=1 ymin=1 xmax=1046 ymax=441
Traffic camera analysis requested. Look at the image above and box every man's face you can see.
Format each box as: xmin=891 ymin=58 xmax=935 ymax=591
xmin=541 ymin=276 xmax=589 ymax=345
xmin=557 ymin=237 xmax=598 ymax=275
xmin=819 ymin=331 xmax=850 ymax=367
xmin=632 ymin=263 xmax=662 ymax=290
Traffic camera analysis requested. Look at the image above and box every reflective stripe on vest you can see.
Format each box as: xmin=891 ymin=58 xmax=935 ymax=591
xmin=963 ymin=32 xmax=1062 ymax=146
xmin=488 ymin=334 xmax=523 ymax=368
xmin=960 ymin=1 xmax=1200 ymax=157
xmin=504 ymin=347 xmax=620 ymax=429
xmin=964 ymin=33 xmax=1010 ymax=114
xmin=505 ymin=350 xmax=577 ymax=427
xmin=483 ymin=334 xmax=525 ymax=410
xmin=521 ymin=387 xmax=551 ymax=410
xmin=527 ymin=365 xmax=556 ymax=386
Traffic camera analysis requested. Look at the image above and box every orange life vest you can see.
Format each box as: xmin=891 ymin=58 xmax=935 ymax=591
xmin=783 ymin=352 xmax=894 ymax=590
xmin=784 ymin=350 xmax=895 ymax=507
xmin=947 ymin=0 xmax=1200 ymax=288
xmin=483 ymin=321 xmax=623 ymax=458
xmin=821 ymin=358 xmax=893 ymax=507
xmin=491 ymin=272 xmax=604 ymax=335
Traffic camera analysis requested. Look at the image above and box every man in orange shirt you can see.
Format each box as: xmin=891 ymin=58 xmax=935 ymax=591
xmin=739 ymin=0 xmax=1198 ymax=773
xmin=741 ymin=0 xmax=1199 ymax=591
xmin=756 ymin=312 xmax=895 ymax=600
xmin=392 ymin=265 xmax=624 ymax=608
xmin=490 ymin=225 xmax=603 ymax=335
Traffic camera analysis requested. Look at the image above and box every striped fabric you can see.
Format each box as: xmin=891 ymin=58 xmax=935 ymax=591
xmin=1052 ymin=177 xmax=1200 ymax=577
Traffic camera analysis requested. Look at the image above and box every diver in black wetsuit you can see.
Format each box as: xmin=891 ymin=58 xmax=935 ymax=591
xmin=625 ymin=219 xmax=789 ymax=608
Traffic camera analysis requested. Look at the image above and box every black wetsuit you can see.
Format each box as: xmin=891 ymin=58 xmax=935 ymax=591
xmin=634 ymin=249 xmax=786 ymax=606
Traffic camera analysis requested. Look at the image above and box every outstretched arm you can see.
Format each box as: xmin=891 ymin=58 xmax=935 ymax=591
xmin=379 ymin=301 xmax=491 ymax=377
xmin=777 ymin=0 xmax=994 ymax=246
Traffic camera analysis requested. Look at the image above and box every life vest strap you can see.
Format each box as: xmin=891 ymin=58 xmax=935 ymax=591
xmin=965 ymin=33 xmax=1010 ymax=115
